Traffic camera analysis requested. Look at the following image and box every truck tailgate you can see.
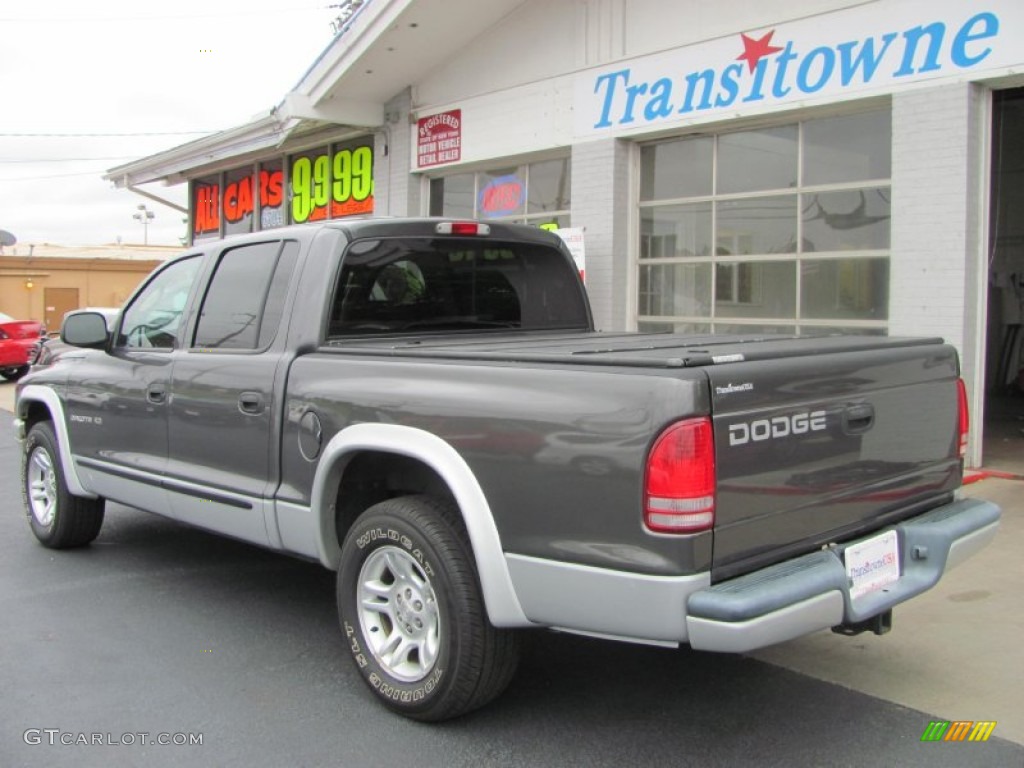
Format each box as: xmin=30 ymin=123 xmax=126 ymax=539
xmin=707 ymin=340 xmax=962 ymax=581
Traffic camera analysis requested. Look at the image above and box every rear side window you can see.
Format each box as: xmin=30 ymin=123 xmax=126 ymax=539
xmin=328 ymin=237 xmax=588 ymax=336
xmin=193 ymin=240 xmax=297 ymax=350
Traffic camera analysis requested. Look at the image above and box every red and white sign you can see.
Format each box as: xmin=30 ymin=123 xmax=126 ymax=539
xmin=417 ymin=109 xmax=462 ymax=168
xmin=555 ymin=227 xmax=586 ymax=283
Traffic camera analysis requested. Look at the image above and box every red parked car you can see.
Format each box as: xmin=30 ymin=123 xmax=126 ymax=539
xmin=0 ymin=311 xmax=45 ymax=381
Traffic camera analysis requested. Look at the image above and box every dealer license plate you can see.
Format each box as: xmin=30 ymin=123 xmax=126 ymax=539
xmin=844 ymin=529 xmax=900 ymax=600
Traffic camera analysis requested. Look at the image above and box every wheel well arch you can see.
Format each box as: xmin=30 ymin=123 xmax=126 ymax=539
xmin=309 ymin=423 xmax=530 ymax=627
xmin=21 ymin=399 xmax=53 ymax=433
xmin=16 ymin=385 xmax=97 ymax=499
xmin=332 ymin=450 xmax=456 ymax=550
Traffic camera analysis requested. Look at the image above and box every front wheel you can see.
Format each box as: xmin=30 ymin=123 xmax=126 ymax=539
xmin=1 ymin=365 xmax=29 ymax=381
xmin=23 ymin=421 xmax=105 ymax=548
xmin=337 ymin=495 xmax=520 ymax=721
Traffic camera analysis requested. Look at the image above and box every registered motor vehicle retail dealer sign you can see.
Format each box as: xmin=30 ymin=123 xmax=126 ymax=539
xmin=417 ymin=109 xmax=462 ymax=168
xmin=574 ymin=0 xmax=1024 ymax=137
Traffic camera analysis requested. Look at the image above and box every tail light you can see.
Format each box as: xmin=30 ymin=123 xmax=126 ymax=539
xmin=644 ymin=417 xmax=716 ymax=534
xmin=956 ymin=378 xmax=970 ymax=458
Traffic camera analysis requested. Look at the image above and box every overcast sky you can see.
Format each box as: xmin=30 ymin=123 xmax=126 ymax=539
xmin=0 ymin=1 xmax=340 ymax=248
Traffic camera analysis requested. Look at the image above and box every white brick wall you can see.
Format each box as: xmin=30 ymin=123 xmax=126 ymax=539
xmin=374 ymin=89 xmax=420 ymax=217
xmin=890 ymin=83 xmax=984 ymax=353
xmin=570 ymin=138 xmax=633 ymax=331
xmin=890 ymin=82 xmax=988 ymax=464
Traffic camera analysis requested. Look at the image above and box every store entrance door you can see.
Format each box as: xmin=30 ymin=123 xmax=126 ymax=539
xmin=985 ymin=86 xmax=1024 ymax=470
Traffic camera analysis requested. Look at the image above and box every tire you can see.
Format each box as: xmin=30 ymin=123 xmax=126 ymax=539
xmin=337 ymin=495 xmax=520 ymax=721
xmin=23 ymin=421 xmax=105 ymax=548
xmin=1 ymin=365 xmax=29 ymax=381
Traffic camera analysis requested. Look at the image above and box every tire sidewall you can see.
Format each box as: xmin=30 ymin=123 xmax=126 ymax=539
xmin=23 ymin=422 xmax=61 ymax=544
xmin=338 ymin=505 xmax=465 ymax=716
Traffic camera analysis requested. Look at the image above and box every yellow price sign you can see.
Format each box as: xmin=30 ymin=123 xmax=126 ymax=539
xmin=292 ymin=144 xmax=374 ymax=223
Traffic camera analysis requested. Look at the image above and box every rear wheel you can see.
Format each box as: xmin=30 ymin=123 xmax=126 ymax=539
xmin=23 ymin=421 xmax=105 ymax=548
xmin=337 ymin=495 xmax=520 ymax=721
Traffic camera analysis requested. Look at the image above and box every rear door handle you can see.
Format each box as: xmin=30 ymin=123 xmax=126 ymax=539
xmin=238 ymin=392 xmax=265 ymax=415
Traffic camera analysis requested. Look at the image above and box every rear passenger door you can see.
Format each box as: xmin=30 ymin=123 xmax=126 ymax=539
xmin=165 ymin=239 xmax=299 ymax=544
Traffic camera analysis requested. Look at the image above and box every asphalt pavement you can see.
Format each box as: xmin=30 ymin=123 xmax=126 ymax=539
xmin=0 ymin=381 xmax=1021 ymax=768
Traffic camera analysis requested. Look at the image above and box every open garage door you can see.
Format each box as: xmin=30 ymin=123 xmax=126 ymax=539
xmin=985 ymin=86 xmax=1024 ymax=470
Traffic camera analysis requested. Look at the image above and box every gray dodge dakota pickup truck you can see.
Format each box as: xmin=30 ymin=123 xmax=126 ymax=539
xmin=15 ymin=218 xmax=1000 ymax=721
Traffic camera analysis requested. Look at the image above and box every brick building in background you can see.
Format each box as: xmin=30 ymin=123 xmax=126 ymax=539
xmin=0 ymin=244 xmax=175 ymax=330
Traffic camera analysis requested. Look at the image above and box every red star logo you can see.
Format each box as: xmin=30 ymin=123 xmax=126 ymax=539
xmin=736 ymin=30 xmax=784 ymax=73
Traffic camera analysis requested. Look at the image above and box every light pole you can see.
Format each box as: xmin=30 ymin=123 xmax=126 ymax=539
xmin=133 ymin=204 xmax=155 ymax=245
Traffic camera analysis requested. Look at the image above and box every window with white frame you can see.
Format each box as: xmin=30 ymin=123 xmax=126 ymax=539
xmin=428 ymin=157 xmax=571 ymax=231
xmin=637 ymin=108 xmax=891 ymax=336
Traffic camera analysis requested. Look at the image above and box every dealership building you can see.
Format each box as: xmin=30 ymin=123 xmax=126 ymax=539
xmin=107 ymin=0 xmax=1024 ymax=466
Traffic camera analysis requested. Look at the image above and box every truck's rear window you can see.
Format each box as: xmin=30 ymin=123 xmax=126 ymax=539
xmin=327 ymin=237 xmax=589 ymax=336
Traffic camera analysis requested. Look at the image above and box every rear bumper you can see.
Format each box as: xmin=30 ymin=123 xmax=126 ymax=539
xmin=686 ymin=497 xmax=1001 ymax=652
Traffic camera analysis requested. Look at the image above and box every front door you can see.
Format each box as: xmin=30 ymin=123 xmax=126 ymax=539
xmin=67 ymin=255 xmax=203 ymax=514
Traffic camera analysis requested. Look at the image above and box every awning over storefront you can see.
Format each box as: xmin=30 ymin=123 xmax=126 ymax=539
xmin=105 ymin=0 xmax=525 ymax=189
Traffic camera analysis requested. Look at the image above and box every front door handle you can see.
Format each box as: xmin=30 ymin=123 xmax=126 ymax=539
xmin=238 ymin=392 xmax=265 ymax=415
xmin=146 ymin=384 xmax=167 ymax=405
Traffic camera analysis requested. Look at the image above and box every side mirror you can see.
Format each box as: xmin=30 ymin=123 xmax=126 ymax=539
xmin=62 ymin=312 xmax=110 ymax=349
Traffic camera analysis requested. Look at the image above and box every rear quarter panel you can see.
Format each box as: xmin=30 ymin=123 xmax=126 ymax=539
xmin=279 ymin=353 xmax=712 ymax=575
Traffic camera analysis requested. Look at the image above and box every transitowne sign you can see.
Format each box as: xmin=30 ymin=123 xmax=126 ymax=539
xmin=573 ymin=0 xmax=1024 ymax=137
